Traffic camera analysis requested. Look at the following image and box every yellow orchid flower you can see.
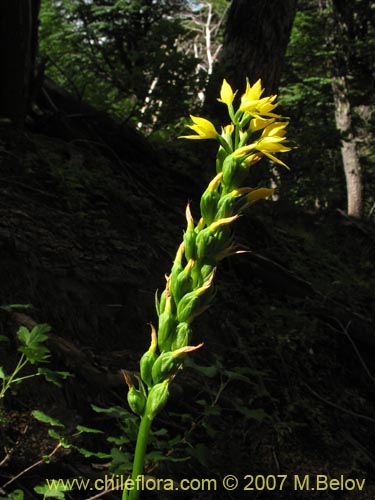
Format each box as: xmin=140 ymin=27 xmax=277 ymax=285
xmin=241 ymin=79 xmax=263 ymax=104
xmin=249 ymin=117 xmax=275 ymax=132
xmin=241 ymin=96 xmax=280 ymax=117
xmin=255 ymin=95 xmax=280 ymax=117
xmin=233 ymin=119 xmax=291 ymax=168
xmin=246 ymin=187 xmax=275 ymax=205
xmin=255 ymin=137 xmax=291 ymax=153
xmin=261 ymin=121 xmax=289 ymax=138
xmin=180 ymin=115 xmax=218 ymax=140
xmin=218 ymin=79 xmax=235 ymax=105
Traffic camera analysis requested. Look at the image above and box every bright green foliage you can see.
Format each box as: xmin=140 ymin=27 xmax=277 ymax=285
xmin=0 ymin=491 xmax=24 ymax=500
xmin=39 ymin=0 xmax=203 ymax=131
xmin=0 ymin=323 xmax=70 ymax=401
xmin=34 ymin=483 xmax=71 ymax=499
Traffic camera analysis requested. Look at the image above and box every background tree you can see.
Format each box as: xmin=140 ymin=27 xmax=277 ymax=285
xmin=180 ymin=1 xmax=227 ymax=103
xmin=322 ymin=0 xmax=375 ymax=218
xmin=278 ymin=0 xmax=375 ymax=218
xmin=39 ymin=0 xmax=202 ymax=132
xmin=204 ymin=0 xmax=298 ymax=118
xmin=0 ymin=0 xmax=41 ymax=127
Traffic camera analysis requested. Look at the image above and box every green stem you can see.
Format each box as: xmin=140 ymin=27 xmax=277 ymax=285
xmin=0 ymin=355 xmax=28 ymax=399
xmin=124 ymin=413 xmax=153 ymax=500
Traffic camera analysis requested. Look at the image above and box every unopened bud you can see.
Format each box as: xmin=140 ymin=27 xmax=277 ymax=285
xmin=222 ymin=155 xmax=249 ymax=189
xmin=127 ymin=386 xmax=146 ymax=416
xmin=215 ymin=192 xmax=236 ymax=219
xmin=123 ymin=371 xmax=146 ymax=417
xmin=146 ymin=380 xmax=170 ymax=420
xmin=152 ymin=351 xmax=178 ymax=385
xmin=200 ymin=173 xmax=223 ymax=226
xmin=176 ymin=290 xmax=201 ymax=324
xmin=140 ymin=324 xmax=158 ymax=387
xmin=171 ymin=321 xmax=192 ymax=350
xmin=157 ymin=303 xmax=177 ymax=352
xmin=176 ymin=272 xmax=214 ymax=323
xmin=171 ymin=259 xmax=194 ymax=304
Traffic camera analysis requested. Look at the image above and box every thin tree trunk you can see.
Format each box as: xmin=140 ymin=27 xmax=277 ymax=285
xmin=321 ymin=0 xmax=364 ymax=218
xmin=0 ymin=0 xmax=41 ymax=128
xmin=331 ymin=76 xmax=363 ymax=218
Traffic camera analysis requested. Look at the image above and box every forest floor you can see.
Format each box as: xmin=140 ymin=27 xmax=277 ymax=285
xmin=0 ymin=116 xmax=374 ymax=500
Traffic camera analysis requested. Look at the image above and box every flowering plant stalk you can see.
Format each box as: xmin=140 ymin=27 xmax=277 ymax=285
xmin=123 ymin=79 xmax=292 ymax=500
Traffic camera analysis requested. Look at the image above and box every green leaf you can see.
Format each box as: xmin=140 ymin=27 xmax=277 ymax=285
xmin=234 ymin=407 xmax=271 ymax=422
xmin=0 ymin=489 xmax=24 ymax=500
xmin=109 ymin=447 xmax=133 ymax=473
xmin=0 ymin=366 xmax=7 ymax=380
xmin=188 ymin=443 xmax=210 ymax=467
xmin=76 ymin=447 xmax=111 ymax=459
xmin=75 ymin=424 xmax=103 ymax=434
xmin=17 ymin=324 xmax=51 ymax=365
xmin=34 ymin=481 xmax=71 ymax=498
xmin=91 ymin=404 xmax=135 ymax=420
xmin=38 ymin=368 xmax=72 ymax=386
xmin=0 ymin=304 xmax=32 ymax=312
xmin=107 ymin=435 xmax=130 ymax=445
xmin=32 ymin=410 xmax=65 ymax=428
xmin=0 ymin=335 xmax=9 ymax=343
xmin=223 ymin=370 xmax=253 ymax=384
xmin=185 ymin=358 xmax=219 ymax=378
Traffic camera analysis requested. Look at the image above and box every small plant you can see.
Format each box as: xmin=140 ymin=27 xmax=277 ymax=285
xmin=121 ymin=78 xmax=293 ymax=500
xmin=0 ymin=321 xmax=70 ymax=403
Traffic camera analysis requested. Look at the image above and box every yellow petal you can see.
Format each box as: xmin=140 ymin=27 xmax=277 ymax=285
xmin=263 ymin=152 xmax=290 ymax=169
xmin=242 ymin=79 xmax=263 ymax=103
xmin=189 ymin=115 xmax=218 ymax=138
xmin=218 ymin=79 xmax=235 ymax=104
xmin=247 ymin=188 xmax=275 ymax=204
xmin=262 ymin=121 xmax=289 ymax=138
xmin=250 ymin=117 xmax=275 ymax=132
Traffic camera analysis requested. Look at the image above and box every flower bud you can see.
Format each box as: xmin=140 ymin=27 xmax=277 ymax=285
xmin=170 ymin=242 xmax=185 ymax=283
xmin=183 ymin=203 xmax=196 ymax=261
xmin=200 ymin=173 xmax=223 ymax=226
xmin=127 ymin=386 xmax=146 ymax=416
xmin=176 ymin=290 xmax=201 ymax=324
xmin=157 ymin=301 xmax=177 ymax=352
xmin=195 ymin=227 xmax=216 ymax=262
xmin=200 ymin=189 xmax=220 ymax=227
xmin=171 ymin=321 xmax=192 ymax=350
xmin=222 ymin=155 xmax=249 ymax=190
xmin=152 ymin=351 xmax=179 ymax=385
xmin=216 ymin=146 xmax=228 ymax=173
xmin=222 ymin=155 xmax=239 ymax=188
xmin=176 ymin=272 xmax=215 ymax=323
xmin=157 ymin=289 xmax=167 ymax=315
xmin=140 ymin=350 xmax=158 ymax=388
xmin=171 ymin=259 xmax=194 ymax=304
xmin=145 ymin=380 xmax=170 ymax=420
xmin=140 ymin=324 xmax=158 ymax=387
xmin=215 ymin=192 xmax=236 ymax=219
xmin=123 ymin=371 xmax=146 ymax=417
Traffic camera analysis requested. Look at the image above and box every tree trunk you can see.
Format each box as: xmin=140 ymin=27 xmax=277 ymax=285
xmin=321 ymin=0 xmax=364 ymax=218
xmin=205 ymin=0 xmax=297 ymax=116
xmin=0 ymin=0 xmax=41 ymax=128
xmin=331 ymin=76 xmax=363 ymax=218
